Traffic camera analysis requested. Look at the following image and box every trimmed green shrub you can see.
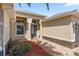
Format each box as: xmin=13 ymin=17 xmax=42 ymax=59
xmin=6 ymin=40 xmax=32 ymax=56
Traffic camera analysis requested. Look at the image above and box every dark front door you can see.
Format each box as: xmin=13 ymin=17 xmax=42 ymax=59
xmin=75 ymin=27 xmax=79 ymax=46
xmin=31 ymin=25 xmax=37 ymax=38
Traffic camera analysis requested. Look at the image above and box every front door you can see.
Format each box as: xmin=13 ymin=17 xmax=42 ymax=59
xmin=75 ymin=27 xmax=79 ymax=46
xmin=31 ymin=25 xmax=37 ymax=38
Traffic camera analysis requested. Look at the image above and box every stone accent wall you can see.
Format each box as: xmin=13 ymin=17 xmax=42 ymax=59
xmin=43 ymin=36 xmax=75 ymax=48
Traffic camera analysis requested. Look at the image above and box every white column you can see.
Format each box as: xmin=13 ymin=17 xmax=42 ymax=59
xmin=39 ymin=20 xmax=43 ymax=39
xmin=10 ymin=5 xmax=16 ymax=41
xmin=25 ymin=17 xmax=32 ymax=40
xmin=2 ymin=4 xmax=15 ymax=56
xmin=37 ymin=26 xmax=39 ymax=38
xmin=10 ymin=20 xmax=16 ymax=40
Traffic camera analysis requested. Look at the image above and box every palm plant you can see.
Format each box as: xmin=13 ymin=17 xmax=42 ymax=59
xmin=18 ymin=3 xmax=50 ymax=11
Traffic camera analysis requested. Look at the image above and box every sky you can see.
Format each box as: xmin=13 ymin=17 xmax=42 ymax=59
xmin=15 ymin=3 xmax=79 ymax=16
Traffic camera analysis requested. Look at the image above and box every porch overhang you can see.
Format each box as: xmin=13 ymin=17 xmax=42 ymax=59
xmin=15 ymin=10 xmax=46 ymax=19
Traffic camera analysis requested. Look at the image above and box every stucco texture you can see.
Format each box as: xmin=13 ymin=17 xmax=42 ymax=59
xmin=42 ymin=16 xmax=72 ymax=42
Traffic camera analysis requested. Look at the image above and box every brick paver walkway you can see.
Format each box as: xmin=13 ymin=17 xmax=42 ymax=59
xmin=32 ymin=39 xmax=79 ymax=56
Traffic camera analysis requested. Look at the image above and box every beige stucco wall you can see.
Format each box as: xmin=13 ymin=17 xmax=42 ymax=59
xmin=15 ymin=12 xmax=44 ymax=40
xmin=15 ymin=16 xmax=41 ymax=40
xmin=42 ymin=16 xmax=73 ymax=42
xmin=2 ymin=4 xmax=15 ymax=48
xmin=3 ymin=10 xmax=10 ymax=45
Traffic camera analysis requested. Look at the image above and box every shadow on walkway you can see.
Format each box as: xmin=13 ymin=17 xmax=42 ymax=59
xmin=40 ymin=41 xmax=63 ymax=56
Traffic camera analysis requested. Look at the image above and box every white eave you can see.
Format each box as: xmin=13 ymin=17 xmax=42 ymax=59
xmin=43 ymin=9 xmax=79 ymax=22
xmin=15 ymin=10 xmax=46 ymax=18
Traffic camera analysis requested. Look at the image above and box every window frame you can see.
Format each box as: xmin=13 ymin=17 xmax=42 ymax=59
xmin=16 ymin=20 xmax=25 ymax=35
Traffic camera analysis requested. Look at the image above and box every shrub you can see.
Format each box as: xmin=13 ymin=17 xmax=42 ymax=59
xmin=6 ymin=40 xmax=32 ymax=56
xmin=74 ymin=52 xmax=79 ymax=56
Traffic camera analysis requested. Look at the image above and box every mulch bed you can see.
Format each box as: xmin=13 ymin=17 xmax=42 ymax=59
xmin=18 ymin=40 xmax=51 ymax=56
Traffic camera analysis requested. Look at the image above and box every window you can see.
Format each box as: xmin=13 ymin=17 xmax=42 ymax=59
xmin=32 ymin=20 xmax=37 ymax=23
xmin=16 ymin=21 xmax=24 ymax=34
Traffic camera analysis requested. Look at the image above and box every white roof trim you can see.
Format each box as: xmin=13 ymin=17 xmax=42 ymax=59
xmin=44 ymin=9 xmax=79 ymax=22
xmin=15 ymin=9 xmax=46 ymax=18
xmin=15 ymin=9 xmax=79 ymax=22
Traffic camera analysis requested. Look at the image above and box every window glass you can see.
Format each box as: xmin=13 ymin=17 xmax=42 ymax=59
xmin=16 ymin=21 xmax=24 ymax=34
